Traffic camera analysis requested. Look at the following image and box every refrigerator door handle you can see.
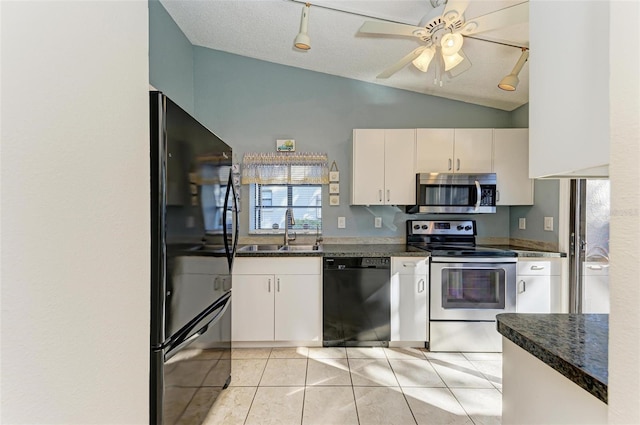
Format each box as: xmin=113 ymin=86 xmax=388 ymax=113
xmin=223 ymin=171 xmax=232 ymax=271
xmin=163 ymin=291 xmax=231 ymax=358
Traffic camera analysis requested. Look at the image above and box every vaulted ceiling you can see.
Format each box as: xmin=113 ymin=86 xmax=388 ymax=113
xmin=160 ymin=0 xmax=529 ymax=111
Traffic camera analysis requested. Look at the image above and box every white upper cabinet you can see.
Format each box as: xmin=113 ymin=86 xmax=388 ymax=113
xmin=416 ymin=128 xmax=493 ymax=174
xmin=529 ymin=1 xmax=609 ymax=178
xmin=352 ymin=129 xmax=416 ymax=205
xmin=493 ymin=128 xmax=534 ymax=205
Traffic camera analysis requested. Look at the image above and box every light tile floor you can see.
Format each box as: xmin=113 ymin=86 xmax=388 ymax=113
xmin=204 ymin=347 xmax=502 ymax=425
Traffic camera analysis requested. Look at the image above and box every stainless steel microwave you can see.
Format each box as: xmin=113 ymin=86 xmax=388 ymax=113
xmin=406 ymin=173 xmax=497 ymax=214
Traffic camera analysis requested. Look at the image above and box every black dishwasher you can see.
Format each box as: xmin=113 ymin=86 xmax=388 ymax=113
xmin=323 ymin=257 xmax=391 ymax=347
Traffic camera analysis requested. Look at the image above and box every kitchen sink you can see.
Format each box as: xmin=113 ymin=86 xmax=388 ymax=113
xmin=278 ymin=244 xmax=322 ymax=252
xmin=238 ymin=244 xmax=282 ymax=252
xmin=237 ymin=244 xmax=322 ymax=253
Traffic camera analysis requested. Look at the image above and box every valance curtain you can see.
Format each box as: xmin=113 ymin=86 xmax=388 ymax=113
xmin=241 ymin=152 xmax=329 ymax=184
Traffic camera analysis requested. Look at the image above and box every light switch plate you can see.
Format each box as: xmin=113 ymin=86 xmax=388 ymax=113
xmin=374 ymin=217 xmax=382 ymax=228
xmin=338 ymin=216 xmax=346 ymax=229
xmin=544 ymin=216 xmax=554 ymax=231
xmin=518 ymin=218 xmax=526 ymax=230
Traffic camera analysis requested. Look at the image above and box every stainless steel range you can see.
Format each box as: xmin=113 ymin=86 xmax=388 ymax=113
xmin=407 ymin=219 xmax=517 ymax=352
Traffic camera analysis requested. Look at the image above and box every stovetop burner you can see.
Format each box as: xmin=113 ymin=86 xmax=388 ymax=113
xmin=406 ymin=219 xmax=516 ymax=258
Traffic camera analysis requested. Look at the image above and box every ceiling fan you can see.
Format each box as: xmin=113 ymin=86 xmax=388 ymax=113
xmin=358 ymin=0 xmax=528 ymax=84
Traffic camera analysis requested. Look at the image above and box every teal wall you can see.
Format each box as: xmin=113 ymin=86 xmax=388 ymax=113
xmin=148 ymin=0 xmax=194 ymax=114
xmin=192 ymin=47 xmax=512 ymax=238
xmin=148 ymin=1 xmax=560 ymax=244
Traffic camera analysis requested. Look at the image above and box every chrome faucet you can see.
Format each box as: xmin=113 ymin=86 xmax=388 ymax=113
xmin=284 ymin=208 xmax=296 ymax=246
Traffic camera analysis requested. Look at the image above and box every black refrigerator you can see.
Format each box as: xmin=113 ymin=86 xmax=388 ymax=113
xmin=150 ymin=91 xmax=238 ymax=424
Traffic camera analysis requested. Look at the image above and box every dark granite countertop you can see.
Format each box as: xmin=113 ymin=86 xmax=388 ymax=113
xmin=234 ymin=243 xmax=564 ymax=258
xmin=497 ymin=313 xmax=608 ymax=403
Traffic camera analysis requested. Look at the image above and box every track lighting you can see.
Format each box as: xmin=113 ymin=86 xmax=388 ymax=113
xmin=294 ymin=3 xmax=311 ymax=50
xmin=498 ymin=48 xmax=529 ymax=91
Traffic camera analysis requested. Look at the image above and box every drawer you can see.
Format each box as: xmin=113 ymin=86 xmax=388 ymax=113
xmin=233 ymin=257 xmax=321 ymax=275
xmin=391 ymin=257 xmax=428 ymax=275
xmin=517 ymin=259 xmax=562 ymax=276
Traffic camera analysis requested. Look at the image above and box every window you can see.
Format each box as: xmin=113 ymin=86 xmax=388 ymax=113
xmin=250 ymin=183 xmax=322 ymax=233
xmin=242 ymin=152 xmax=328 ymax=233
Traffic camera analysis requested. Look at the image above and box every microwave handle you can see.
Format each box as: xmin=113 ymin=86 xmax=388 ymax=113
xmin=474 ymin=180 xmax=481 ymax=211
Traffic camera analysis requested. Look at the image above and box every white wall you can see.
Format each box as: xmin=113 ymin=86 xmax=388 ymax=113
xmin=0 ymin=2 xmax=150 ymax=423
xmin=608 ymin=1 xmax=640 ymax=424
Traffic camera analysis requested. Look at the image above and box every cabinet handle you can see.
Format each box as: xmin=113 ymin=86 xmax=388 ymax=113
xmin=531 ymin=265 xmax=545 ymax=270
xmin=418 ymin=278 xmax=425 ymax=293
xmin=386 ymin=189 xmax=390 ymax=202
xmin=456 ymin=158 xmax=460 ymax=171
xmin=448 ymin=158 xmax=452 ymax=171
xmin=496 ymin=190 xmax=500 ymax=202
xmin=213 ymin=276 xmax=221 ymax=290
xmin=402 ymin=262 xmax=417 ymax=268
xmin=588 ymin=265 xmax=608 ymax=270
xmin=268 ymin=278 xmax=271 ymax=292
xmin=518 ymin=279 xmax=526 ymax=293
xmin=379 ymin=190 xmax=383 ymax=202
xmin=277 ymin=278 xmax=280 ymax=292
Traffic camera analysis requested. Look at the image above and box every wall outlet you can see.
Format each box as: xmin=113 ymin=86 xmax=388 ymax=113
xmin=338 ymin=216 xmax=346 ymax=229
xmin=374 ymin=217 xmax=382 ymax=228
xmin=544 ymin=216 xmax=554 ymax=231
xmin=518 ymin=218 xmax=526 ymax=230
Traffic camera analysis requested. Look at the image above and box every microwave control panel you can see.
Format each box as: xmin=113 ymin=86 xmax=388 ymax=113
xmin=480 ymin=188 xmax=494 ymax=205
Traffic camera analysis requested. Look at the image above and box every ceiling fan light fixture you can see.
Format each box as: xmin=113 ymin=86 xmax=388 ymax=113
xmin=498 ymin=48 xmax=529 ymax=91
xmin=441 ymin=32 xmax=463 ymax=56
xmin=412 ymin=47 xmax=436 ymax=72
xmin=443 ymin=52 xmax=464 ymax=71
xmin=294 ymin=3 xmax=311 ymax=50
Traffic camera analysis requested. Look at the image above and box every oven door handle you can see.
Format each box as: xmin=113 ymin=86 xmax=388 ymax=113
xmin=474 ymin=180 xmax=481 ymax=211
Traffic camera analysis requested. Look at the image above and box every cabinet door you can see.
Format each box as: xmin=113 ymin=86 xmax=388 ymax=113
xmin=391 ymin=257 xmax=428 ymax=342
xmin=453 ymin=129 xmax=493 ymax=173
xmin=494 ymin=129 xmax=534 ymax=205
xmin=274 ymin=274 xmax=321 ymax=341
xmin=516 ymin=275 xmax=551 ymax=313
xmin=232 ymin=274 xmax=274 ymax=341
xmin=582 ymin=263 xmax=609 ymax=313
xmin=416 ymin=128 xmax=455 ymax=173
xmin=384 ymin=129 xmax=416 ymax=205
xmin=352 ymin=129 xmax=385 ymax=205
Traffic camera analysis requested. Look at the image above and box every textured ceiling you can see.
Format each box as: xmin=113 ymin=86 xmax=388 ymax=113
xmin=160 ymin=0 xmax=529 ymax=111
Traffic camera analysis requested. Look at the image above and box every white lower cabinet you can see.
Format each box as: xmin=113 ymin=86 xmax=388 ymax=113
xmin=582 ymin=262 xmax=609 ymax=313
xmin=390 ymin=257 xmax=429 ymax=342
xmin=516 ymin=259 xmax=561 ymax=313
xmin=232 ymin=257 xmax=321 ymax=342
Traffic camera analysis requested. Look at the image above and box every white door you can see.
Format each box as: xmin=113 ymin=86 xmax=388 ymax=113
xmin=416 ymin=128 xmax=454 ymax=173
xmin=396 ymin=274 xmax=428 ymax=341
xmin=274 ymin=274 xmax=321 ymax=341
xmin=384 ymin=129 xmax=416 ymax=205
xmin=493 ymin=128 xmax=534 ymax=205
xmin=453 ymin=129 xmax=493 ymax=173
xmin=352 ymin=129 xmax=385 ymax=205
xmin=582 ymin=263 xmax=609 ymax=313
xmin=232 ymin=274 xmax=274 ymax=341
xmin=516 ymin=276 xmax=551 ymax=313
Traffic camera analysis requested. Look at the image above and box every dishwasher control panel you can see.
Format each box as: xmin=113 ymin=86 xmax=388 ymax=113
xmin=324 ymin=257 xmax=390 ymax=269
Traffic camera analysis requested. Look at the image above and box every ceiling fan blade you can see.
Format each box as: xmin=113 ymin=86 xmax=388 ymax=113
xmin=358 ymin=21 xmax=424 ymax=38
xmin=441 ymin=0 xmax=470 ymax=26
xmin=460 ymin=2 xmax=528 ymax=36
xmin=446 ymin=48 xmax=472 ymax=78
xmin=377 ymin=46 xmax=427 ymax=79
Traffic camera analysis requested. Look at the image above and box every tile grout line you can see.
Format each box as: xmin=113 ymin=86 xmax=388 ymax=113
xmin=345 ymin=350 xmax=362 ymax=425
xmin=240 ymin=348 xmax=271 ymax=425
xmin=385 ymin=349 xmax=419 ymax=425
xmin=300 ymin=355 xmax=309 ymax=425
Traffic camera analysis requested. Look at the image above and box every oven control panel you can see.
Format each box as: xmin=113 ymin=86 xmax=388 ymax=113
xmin=407 ymin=220 xmax=476 ymax=236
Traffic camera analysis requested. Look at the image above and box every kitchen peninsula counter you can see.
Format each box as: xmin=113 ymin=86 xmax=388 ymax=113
xmin=497 ymin=313 xmax=608 ymax=424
